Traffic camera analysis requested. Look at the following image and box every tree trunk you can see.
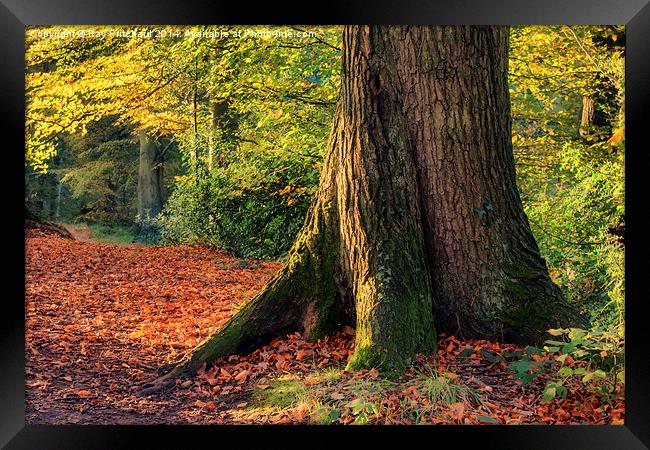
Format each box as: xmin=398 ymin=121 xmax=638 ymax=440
xmin=579 ymin=86 xmax=615 ymax=142
xmin=141 ymin=25 xmax=584 ymax=393
xmin=208 ymin=99 xmax=229 ymax=171
xmin=137 ymin=131 xmax=164 ymax=219
xmin=579 ymin=95 xmax=596 ymax=139
xmin=580 ymin=26 xmax=623 ymax=143
xmin=208 ymin=99 xmax=237 ymax=171
xmin=393 ymin=27 xmax=585 ymax=344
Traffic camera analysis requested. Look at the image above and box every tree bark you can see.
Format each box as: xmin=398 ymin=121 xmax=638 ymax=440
xmin=579 ymin=95 xmax=596 ymax=139
xmin=137 ymin=131 xmax=164 ymax=219
xmin=141 ymin=26 xmax=584 ymax=392
xmin=208 ymin=99 xmax=230 ymax=171
xmin=391 ymin=26 xmax=585 ymax=344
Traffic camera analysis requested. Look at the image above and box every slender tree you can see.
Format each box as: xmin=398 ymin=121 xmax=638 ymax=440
xmin=142 ymin=25 xmax=584 ymax=393
xmin=136 ymin=131 xmax=165 ymax=219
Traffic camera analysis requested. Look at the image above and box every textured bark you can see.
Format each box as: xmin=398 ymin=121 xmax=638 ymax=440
xmin=141 ymin=26 xmax=584 ymax=392
xmin=137 ymin=131 xmax=164 ymax=219
xmin=382 ymin=26 xmax=584 ymax=343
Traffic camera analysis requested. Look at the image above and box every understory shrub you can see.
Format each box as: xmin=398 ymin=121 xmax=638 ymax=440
xmin=134 ymin=214 xmax=164 ymax=245
xmin=159 ymin=157 xmax=315 ymax=259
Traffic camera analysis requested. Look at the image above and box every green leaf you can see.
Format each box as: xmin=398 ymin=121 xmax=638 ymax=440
xmin=346 ymin=398 xmax=365 ymax=415
xmin=353 ymin=412 xmax=368 ymax=424
xmin=548 ymin=328 xmax=566 ymax=336
xmin=562 ymin=342 xmax=578 ymax=354
xmin=573 ymin=349 xmax=588 ymax=358
xmin=524 ymin=346 xmax=541 ymax=355
xmin=477 ymin=415 xmax=499 ymax=424
xmin=508 ymin=360 xmax=534 ymax=373
xmin=458 ymin=348 xmax=475 ymax=358
xmin=568 ymin=328 xmax=586 ymax=340
xmin=542 ymin=386 xmax=557 ymax=402
xmin=481 ymin=349 xmax=505 ymax=363
xmin=582 ymin=372 xmax=595 ymax=382
xmin=513 ymin=372 xmax=536 ymax=385
xmin=558 ymin=367 xmax=574 ymax=377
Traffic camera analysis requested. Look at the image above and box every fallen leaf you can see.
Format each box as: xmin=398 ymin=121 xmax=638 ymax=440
xmin=234 ymin=370 xmax=250 ymax=383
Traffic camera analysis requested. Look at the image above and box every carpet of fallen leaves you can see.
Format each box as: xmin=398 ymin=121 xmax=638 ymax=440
xmin=25 ymin=226 xmax=624 ymax=425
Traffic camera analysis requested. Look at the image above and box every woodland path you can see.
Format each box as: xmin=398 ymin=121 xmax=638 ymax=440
xmin=25 ymin=226 xmax=281 ymax=424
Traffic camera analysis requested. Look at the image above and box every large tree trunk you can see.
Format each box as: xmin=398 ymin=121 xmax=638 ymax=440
xmin=141 ymin=25 xmax=584 ymax=393
xmin=137 ymin=131 xmax=164 ymax=219
xmin=394 ymin=27 xmax=584 ymax=344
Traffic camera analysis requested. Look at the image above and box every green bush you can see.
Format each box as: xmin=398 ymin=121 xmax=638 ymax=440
xmin=541 ymin=327 xmax=624 ymax=404
xmin=159 ymin=156 xmax=315 ymax=259
xmin=522 ymin=141 xmax=624 ymax=328
xmin=134 ymin=214 xmax=164 ymax=245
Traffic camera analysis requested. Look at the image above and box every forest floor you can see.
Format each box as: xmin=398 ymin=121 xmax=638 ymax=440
xmin=25 ymin=226 xmax=625 ymax=425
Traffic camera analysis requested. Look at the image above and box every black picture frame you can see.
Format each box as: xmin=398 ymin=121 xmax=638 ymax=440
xmin=3 ymin=0 xmax=648 ymax=448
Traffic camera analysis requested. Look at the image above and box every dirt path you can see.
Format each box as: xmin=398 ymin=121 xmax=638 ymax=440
xmin=60 ymin=222 xmax=145 ymax=246
xmin=60 ymin=223 xmax=94 ymax=242
xmin=25 ymin=227 xmax=281 ymax=424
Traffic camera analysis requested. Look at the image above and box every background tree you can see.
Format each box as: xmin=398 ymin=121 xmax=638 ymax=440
xmin=61 ymin=117 xmax=140 ymax=224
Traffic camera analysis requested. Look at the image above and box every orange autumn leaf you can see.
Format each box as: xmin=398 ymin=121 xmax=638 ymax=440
xmin=443 ymin=371 xmax=459 ymax=380
xmin=449 ymin=402 xmax=466 ymax=420
xmin=295 ymin=349 xmax=312 ymax=361
xmin=234 ymin=370 xmax=250 ymax=383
